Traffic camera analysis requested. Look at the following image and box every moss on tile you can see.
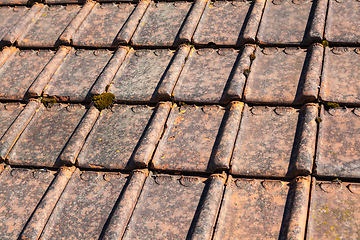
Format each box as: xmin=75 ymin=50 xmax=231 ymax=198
xmin=93 ymin=93 xmax=115 ymax=111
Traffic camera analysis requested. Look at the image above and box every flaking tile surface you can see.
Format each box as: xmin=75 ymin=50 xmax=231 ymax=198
xmin=321 ymin=47 xmax=360 ymax=104
xmin=17 ymin=5 xmax=81 ymax=48
xmin=214 ymin=176 xmax=311 ymax=240
xmin=307 ymin=178 xmax=360 ymax=239
xmin=0 ymin=6 xmax=29 ymax=42
xmin=231 ymin=104 xmax=317 ymax=178
xmin=316 ymin=106 xmax=360 ymax=178
xmin=39 ymin=169 xmax=128 ymax=239
xmin=72 ymin=3 xmax=135 ymax=47
xmin=0 ymin=48 xmax=55 ymax=100
xmin=244 ymin=44 xmax=323 ymax=105
xmin=0 ymin=166 xmax=56 ymax=239
xmin=130 ymin=1 xmax=192 ymax=47
xmin=109 ymin=49 xmax=178 ymax=103
xmin=7 ymin=104 xmax=88 ymax=168
xmin=44 ymin=49 xmax=113 ymax=102
xmin=325 ymin=0 xmax=360 ymax=44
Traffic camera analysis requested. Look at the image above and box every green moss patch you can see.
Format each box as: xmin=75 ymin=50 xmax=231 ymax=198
xmin=93 ymin=93 xmax=115 ymax=111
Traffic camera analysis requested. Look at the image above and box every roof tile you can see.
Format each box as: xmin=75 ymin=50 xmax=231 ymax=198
xmin=244 ymin=43 xmax=323 ymax=104
xmin=257 ymin=0 xmax=327 ymax=45
xmin=7 ymin=103 xmax=89 ymax=167
xmin=320 ymin=47 xmax=360 ymax=104
xmin=77 ymin=102 xmax=171 ymax=170
xmin=231 ymin=103 xmax=317 ymax=178
xmin=214 ymin=176 xmax=310 ymax=239
xmin=316 ymin=106 xmax=360 ymax=178
xmin=152 ymin=102 xmax=243 ymax=173
xmin=131 ymin=0 xmax=206 ymax=47
xmin=122 ymin=172 xmax=225 ymax=239
xmin=193 ymin=0 xmax=264 ymax=46
xmin=307 ymin=178 xmax=360 ymax=239
xmin=0 ymin=6 xmax=29 ymax=44
xmin=0 ymin=165 xmax=57 ymax=239
xmin=174 ymin=45 xmax=254 ymax=104
xmin=325 ymin=0 xmax=360 ymax=44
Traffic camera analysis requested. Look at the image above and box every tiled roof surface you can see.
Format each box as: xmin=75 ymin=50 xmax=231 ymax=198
xmin=0 ymin=0 xmax=359 ymax=239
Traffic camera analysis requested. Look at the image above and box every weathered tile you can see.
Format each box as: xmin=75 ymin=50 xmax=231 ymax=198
xmin=77 ymin=102 xmax=171 ymax=170
xmin=174 ymin=45 xmax=254 ymax=104
xmin=7 ymin=103 xmax=89 ymax=168
xmin=122 ymin=173 xmax=226 ymax=239
xmin=0 ymin=48 xmax=56 ymax=100
xmin=17 ymin=3 xmax=93 ymax=48
xmin=193 ymin=0 xmax=264 ymax=46
xmin=320 ymin=47 xmax=360 ymax=104
xmin=0 ymin=165 xmax=57 ymax=239
xmin=72 ymin=1 xmax=149 ymax=47
xmin=44 ymin=0 xmax=85 ymax=4
xmin=214 ymin=176 xmax=310 ymax=240
xmin=257 ymin=0 xmax=327 ymax=45
xmin=244 ymin=44 xmax=323 ymax=105
xmin=35 ymin=169 xmax=147 ymax=239
xmin=316 ymin=106 xmax=360 ymax=178
xmin=307 ymin=178 xmax=360 ymax=239
xmin=43 ymin=48 xmax=114 ymax=102
xmin=108 ymin=47 xmax=189 ymax=103
xmin=0 ymin=6 xmax=29 ymax=43
xmin=325 ymin=0 xmax=360 ymax=44
xmin=152 ymin=102 xmax=243 ymax=173
xmin=0 ymin=100 xmax=39 ymax=160
xmin=231 ymin=104 xmax=318 ymax=178
xmin=131 ymin=0 xmax=207 ymax=47
xmin=0 ymin=0 xmax=32 ymax=5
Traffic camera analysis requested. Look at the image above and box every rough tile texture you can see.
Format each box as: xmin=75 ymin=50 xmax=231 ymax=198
xmin=44 ymin=49 xmax=113 ymax=102
xmin=244 ymin=44 xmax=323 ymax=104
xmin=109 ymin=49 xmax=176 ymax=103
xmin=131 ymin=1 xmax=192 ymax=47
xmin=0 ymin=48 xmax=55 ymax=100
xmin=231 ymin=104 xmax=318 ymax=178
xmin=0 ymin=103 xmax=27 ymax=139
xmin=0 ymin=166 xmax=56 ymax=239
xmin=72 ymin=3 xmax=135 ymax=47
xmin=316 ymin=106 xmax=360 ymax=178
xmin=325 ymin=0 xmax=360 ymax=44
xmin=307 ymin=178 xmax=360 ymax=239
xmin=7 ymin=104 xmax=88 ymax=168
xmin=321 ymin=47 xmax=360 ymax=104
xmin=77 ymin=105 xmax=155 ymax=169
xmin=0 ymin=6 xmax=29 ymax=42
xmin=17 ymin=5 xmax=81 ymax=47
xmin=257 ymin=0 xmax=327 ymax=45
xmin=214 ymin=176 xmax=310 ymax=239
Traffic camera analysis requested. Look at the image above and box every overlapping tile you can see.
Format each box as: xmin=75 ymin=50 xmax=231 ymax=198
xmin=72 ymin=1 xmax=149 ymax=47
xmin=16 ymin=3 xmax=94 ymax=48
xmin=214 ymin=176 xmax=311 ymax=239
xmin=325 ymin=0 xmax=360 ymax=44
xmin=22 ymin=169 xmax=147 ymax=239
xmin=307 ymin=178 xmax=360 ymax=239
xmin=193 ymin=0 xmax=264 ymax=46
xmin=152 ymin=102 xmax=243 ymax=173
xmin=42 ymin=48 xmax=120 ymax=102
xmin=244 ymin=44 xmax=323 ymax=105
xmin=76 ymin=102 xmax=170 ymax=170
xmin=316 ymin=106 xmax=360 ymax=178
xmin=0 ymin=6 xmax=29 ymax=45
xmin=173 ymin=45 xmax=254 ymax=104
xmin=0 ymin=165 xmax=73 ymax=239
xmin=6 ymin=103 xmax=99 ymax=168
xmin=231 ymin=104 xmax=318 ymax=178
xmin=320 ymin=47 xmax=360 ymax=104
xmin=131 ymin=0 xmax=206 ymax=47
xmin=257 ymin=0 xmax=327 ymax=45
xmin=105 ymin=46 xmax=189 ymax=103
xmin=0 ymin=47 xmax=59 ymax=100
xmin=121 ymin=172 xmax=225 ymax=239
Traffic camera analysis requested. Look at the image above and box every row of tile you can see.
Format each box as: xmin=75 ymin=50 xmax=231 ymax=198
xmin=1 ymin=44 xmax=360 ymax=104
xmin=0 ymin=100 xmax=359 ymax=178
xmin=0 ymin=165 xmax=357 ymax=239
xmin=0 ymin=0 xmax=359 ymax=48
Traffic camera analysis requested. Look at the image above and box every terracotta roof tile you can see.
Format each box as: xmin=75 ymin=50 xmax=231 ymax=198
xmin=0 ymin=6 xmax=29 ymax=44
